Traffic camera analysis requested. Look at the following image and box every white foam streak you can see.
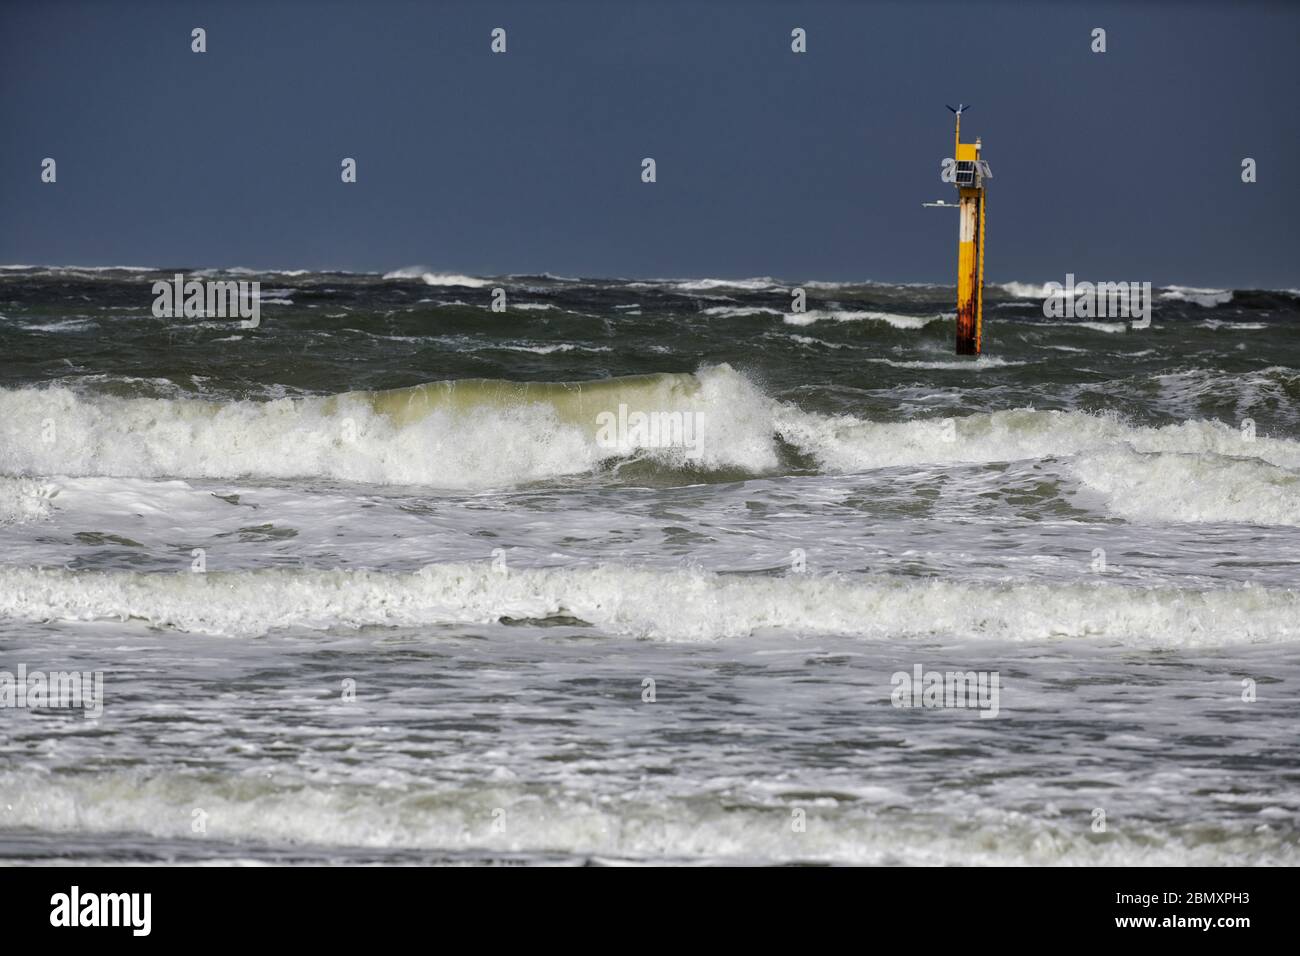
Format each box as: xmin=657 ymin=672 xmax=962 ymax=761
xmin=703 ymin=306 xmax=783 ymax=318
xmin=1 ymin=769 xmax=1286 ymax=864
xmin=1160 ymin=286 xmax=1234 ymax=307
xmin=866 ymin=356 xmax=1024 ymax=369
xmin=383 ymin=267 xmax=490 ymax=288
xmin=1072 ymin=447 xmax=1300 ymax=526
xmin=1 ymin=563 xmax=1296 ymax=645
xmin=670 ymin=277 xmax=779 ymax=292
xmin=784 ymin=311 xmax=941 ymax=329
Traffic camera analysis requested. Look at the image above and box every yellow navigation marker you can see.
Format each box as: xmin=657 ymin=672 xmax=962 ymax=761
xmin=934 ymin=105 xmax=991 ymax=355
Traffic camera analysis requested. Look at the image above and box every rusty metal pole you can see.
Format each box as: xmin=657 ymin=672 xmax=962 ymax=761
xmin=927 ymin=106 xmax=990 ymax=354
xmin=952 ymin=114 xmax=987 ymax=355
xmin=955 ymin=187 xmax=982 ymax=354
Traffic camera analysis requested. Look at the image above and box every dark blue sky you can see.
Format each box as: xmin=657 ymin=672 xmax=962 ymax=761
xmin=3 ymin=0 xmax=1297 ymax=286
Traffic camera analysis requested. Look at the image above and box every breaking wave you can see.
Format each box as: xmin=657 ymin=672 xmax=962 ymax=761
xmin=383 ymin=267 xmax=491 ymax=288
xmin=0 ymin=767 xmax=1287 ymax=864
xmin=0 ymin=366 xmax=777 ymax=488
xmin=1070 ymin=447 xmax=1300 ymax=526
xmin=3 ymin=365 xmax=1300 ymax=520
xmin=771 ymin=404 xmax=1300 ymax=474
xmin=2 ymin=563 xmax=1296 ymax=644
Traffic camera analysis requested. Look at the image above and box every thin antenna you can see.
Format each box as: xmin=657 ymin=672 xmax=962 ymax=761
xmin=946 ymin=104 xmax=970 ymax=156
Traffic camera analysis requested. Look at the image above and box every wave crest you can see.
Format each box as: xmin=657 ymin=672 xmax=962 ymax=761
xmin=2 ymin=563 xmax=1296 ymax=644
xmin=0 ymin=366 xmax=777 ymax=488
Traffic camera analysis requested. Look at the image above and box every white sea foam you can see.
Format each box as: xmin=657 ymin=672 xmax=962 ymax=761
xmin=22 ymin=318 xmax=97 ymax=333
xmin=1 ymin=562 xmax=1295 ymax=645
xmin=999 ymin=282 xmax=1077 ymax=299
xmin=1006 ymin=282 xmax=1233 ymax=309
xmin=0 ymin=264 xmax=158 ymax=273
xmin=0 ymin=366 xmax=778 ymax=488
xmin=1071 ymin=447 xmax=1300 ymax=526
xmin=788 ymin=335 xmax=858 ymax=350
xmin=497 ymin=343 xmax=612 ymax=354
xmin=771 ymin=405 xmax=1300 ymax=478
xmin=783 ymin=311 xmax=942 ymax=329
xmin=866 ymin=356 xmax=1024 ymax=370
xmin=803 ymin=280 xmax=862 ymax=290
xmin=0 ymin=768 xmax=1288 ymax=865
xmin=0 ymin=477 xmax=57 ymax=524
xmin=670 ymin=277 xmax=779 ymax=292
xmin=1160 ymin=286 xmax=1234 ymax=307
xmin=383 ymin=267 xmax=490 ymax=288
xmin=1197 ymin=320 xmax=1266 ymax=330
xmin=1035 ymin=320 xmax=1129 ymax=333
xmin=4 ymin=370 xmax=1300 ymax=503
xmin=703 ymin=306 xmax=784 ymax=318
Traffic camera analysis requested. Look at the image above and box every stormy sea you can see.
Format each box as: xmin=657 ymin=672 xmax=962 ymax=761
xmin=1 ymin=264 xmax=1297 ymax=865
